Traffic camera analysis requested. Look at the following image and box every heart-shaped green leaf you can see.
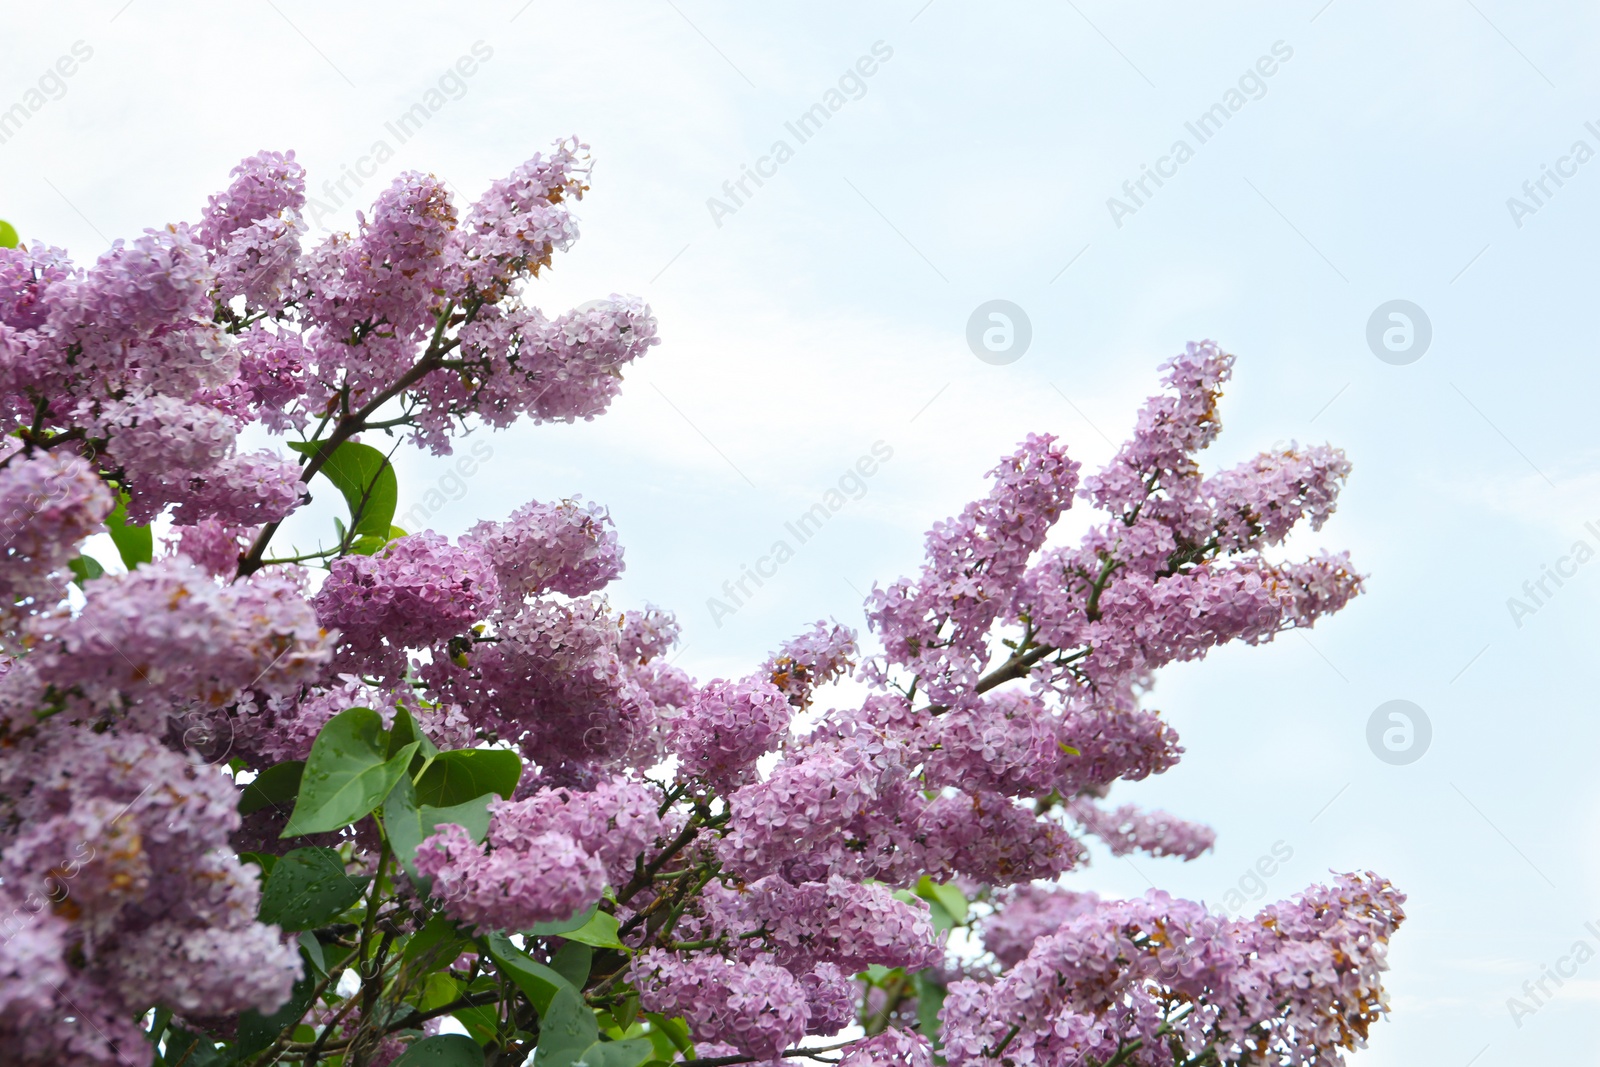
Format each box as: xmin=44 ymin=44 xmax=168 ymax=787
xmin=424 ymin=795 xmax=494 ymax=843
xmin=550 ymin=941 xmax=593 ymax=990
xmin=403 ymin=913 xmax=469 ymax=971
xmin=485 ymin=932 xmax=577 ymax=1016
xmin=283 ymin=707 xmax=416 ymax=836
xmin=414 ymin=748 xmax=521 ymax=808
xmin=235 ymin=971 xmax=316 ymax=1056
xmin=577 ymin=1039 xmax=654 ymax=1067
xmin=554 ymin=909 xmax=624 ymax=951
xmin=533 ymin=985 xmax=599 ymax=1067
xmin=527 ymin=902 xmax=600 ymax=937
xmin=385 ymin=775 xmax=494 ymax=881
xmin=159 ymin=1026 xmax=229 ymax=1066
xmin=258 ymin=847 xmax=369 ymax=931
xmin=641 ymin=1014 xmax=693 ymax=1061
xmin=392 ymin=1034 xmax=486 ymax=1067
xmin=298 ymin=930 xmax=327 ymax=975
xmin=288 ymin=440 xmax=398 ymax=543
xmin=912 ymin=969 xmax=948 ymax=1047
xmin=239 ymin=760 xmax=304 ymax=815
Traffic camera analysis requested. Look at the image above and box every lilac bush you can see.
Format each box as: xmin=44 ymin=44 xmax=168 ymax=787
xmin=0 ymin=146 xmax=1403 ymax=1067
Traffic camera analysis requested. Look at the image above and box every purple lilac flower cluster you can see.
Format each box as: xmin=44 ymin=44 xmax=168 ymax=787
xmin=0 ymin=142 xmax=1401 ymax=1067
xmin=943 ymin=874 xmax=1405 ymax=1067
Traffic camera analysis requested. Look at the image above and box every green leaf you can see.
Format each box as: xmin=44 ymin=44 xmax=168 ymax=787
xmin=319 ymin=939 xmax=356 ymax=976
xmin=239 ymin=761 xmax=305 ymax=815
xmin=298 ymin=930 xmax=327 ymax=976
xmin=288 ymin=439 xmax=398 ymax=543
xmin=236 ymin=971 xmax=316 ymax=1056
xmin=912 ymin=970 xmax=947 ymax=1047
xmin=0 ymin=219 xmax=18 ymax=249
xmin=106 ymin=493 xmax=152 ymax=569
xmin=555 ymin=909 xmax=624 ymax=951
xmin=159 ymin=1026 xmax=229 ymax=1067
xmin=240 ymin=851 xmax=278 ymax=878
xmin=642 ymin=1015 xmax=694 ymax=1060
xmin=283 ymin=707 xmax=417 ymax=836
xmin=350 ymin=533 xmax=390 ymax=555
xmin=915 ymin=876 xmax=968 ymax=926
xmin=393 ymin=1034 xmax=486 ymax=1067
xmin=258 ymin=846 xmax=369 ymax=931
xmin=420 ymin=972 xmax=461 ymax=1013
xmin=484 ymin=932 xmax=577 ymax=1016
xmin=424 ymin=796 xmax=493 ymax=843
xmin=533 ymin=985 xmax=599 ymax=1067
xmin=527 ymin=902 xmax=600 ymax=937
xmin=454 ymin=986 xmax=502 ymax=1045
xmin=385 ymin=772 xmax=493 ymax=882
xmin=611 ymin=995 xmax=640 ymax=1034
xmin=384 ymin=773 xmax=427 ymax=881
xmin=68 ymin=555 xmax=104 ymax=585
xmin=577 ymin=1038 xmax=654 ymax=1067
xmin=550 ymin=941 xmax=593 ymax=990
xmin=414 ymin=748 xmax=521 ymax=808
xmin=642 ymin=1028 xmax=678 ymax=1065
xmin=403 ymin=913 xmax=469 ymax=971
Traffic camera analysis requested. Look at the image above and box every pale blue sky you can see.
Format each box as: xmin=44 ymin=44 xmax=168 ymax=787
xmin=6 ymin=2 xmax=1600 ymax=1060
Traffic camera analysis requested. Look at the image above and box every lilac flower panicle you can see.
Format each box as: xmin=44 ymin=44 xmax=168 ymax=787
xmin=1067 ymin=797 xmax=1217 ymax=861
xmin=0 ymin=729 xmax=298 ymax=1063
xmin=464 ymin=496 xmax=623 ymax=600
xmin=415 ymin=822 xmax=605 ymax=931
xmin=313 ymin=532 xmax=499 ymax=676
xmin=424 ymin=594 xmax=653 ymax=769
xmin=633 ymin=950 xmax=808 ymax=1059
xmin=762 ymin=620 xmax=857 ymax=708
xmin=23 ymin=556 xmax=329 ymax=729
xmin=618 ymin=606 xmax=680 ymax=664
xmin=197 ymin=149 xmax=307 ymax=252
xmin=486 ymin=777 xmax=663 ymax=886
xmin=0 ymin=450 xmax=113 ymax=626
xmin=668 ymin=677 xmax=792 ymax=791
xmin=449 ymin=139 xmax=589 ymax=299
xmin=867 ymin=433 xmax=1078 ymax=705
xmin=708 ymin=875 xmax=942 ymax=974
xmin=942 ymin=874 xmax=1405 ymax=1067
xmin=981 ymin=884 xmax=1103 ymax=968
